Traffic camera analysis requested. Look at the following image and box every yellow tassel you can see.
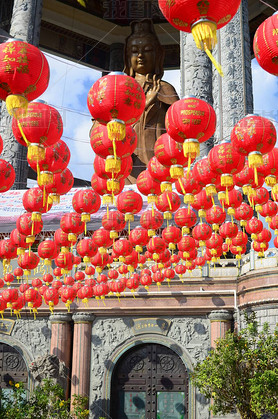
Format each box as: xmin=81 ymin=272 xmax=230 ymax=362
xmin=205 ymin=184 xmax=217 ymax=198
xmin=265 ymin=175 xmax=277 ymax=187
xmin=77 ymin=0 xmax=87 ymax=7
xmin=147 ymin=194 xmax=157 ymax=204
xmin=107 ymin=119 xmax=125 ymax=141
xmin=164 ymin=211 xmax=172 ymax=220
xmin=105 ymin=155 xmax=121 ymax=173
xmin=68 ymin=233 xmax=77 ymax=242
xmin=103 ymin=194 xmax=113 ymax=205
xmin=166 ymin=192 xmax=172 ymax=211
xmin=170 ymin=165 xmax=183 ymax=180
xmin=6 ymin=94 xmax=28 ymax=116
xmin=221 ymin=174 xmax=233 ymax=188
xmin=178 ymin=178 xmax=186 ymax=195
xmin=191 ymin=20 xmax=223 ymax=77
xmin=107 ymin=179 xmax=120 ymax=194
xmin=27 ymin=143 xmax=45 ymax=161
xmin=161 ymin=182 xmax=172 ymax=193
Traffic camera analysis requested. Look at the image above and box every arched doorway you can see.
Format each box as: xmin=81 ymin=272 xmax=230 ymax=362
xmin=110 ymin=343 xmax=189 ymax=419
xmin=0 ymin=343 xmax=28 ymax=390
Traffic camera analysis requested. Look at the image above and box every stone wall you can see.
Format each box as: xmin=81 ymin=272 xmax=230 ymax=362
xmin=240 ymin=304 xmax=278 ymax=333
xmin=90 ymin=315 xmax=211 ymax=419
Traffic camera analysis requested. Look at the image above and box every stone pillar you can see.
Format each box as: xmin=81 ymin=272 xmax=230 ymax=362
xmin=208 ymin=310 xmax=233 ymax=348
xmin=180 ymin=32 xmax=214 ymax=156
xmin=0 ymin=0 xmax=44 ymax=189
xmin=71 ymin=313 xmax=95 ymax=404
xmin=49 ymin=313 xmax=72 ymax=367
xmin=212 ymin=0 xmax=253 ymax=144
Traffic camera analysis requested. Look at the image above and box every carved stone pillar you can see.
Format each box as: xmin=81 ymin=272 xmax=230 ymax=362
xmin=0 ymin=0 xmax=44 ymax=189
xmin=71 ymin=313 xmax=95 ymax=404
xmin=212 ymin=0 xmax=253 ymax=144
xmin=180 ymin=32 xmax=214 ymax=156
xmin=49 ymin=313 xmax=72 ymax=369
xmin=208 ymin=310 xmax=233 ymax=349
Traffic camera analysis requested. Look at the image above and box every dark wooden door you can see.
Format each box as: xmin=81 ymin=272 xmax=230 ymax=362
xmin=0 ymin=343 xmax=28 ymax=389
xmin=111 ymin=343 xmax=188 ymax=419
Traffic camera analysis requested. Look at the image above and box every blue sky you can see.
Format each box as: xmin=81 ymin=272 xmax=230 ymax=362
xmin=36 ymin=53 xmax=278 ymax=183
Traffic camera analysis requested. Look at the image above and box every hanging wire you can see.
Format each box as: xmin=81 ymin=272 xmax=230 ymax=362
xmin=258 ymin=0 xmax=277 ymax=11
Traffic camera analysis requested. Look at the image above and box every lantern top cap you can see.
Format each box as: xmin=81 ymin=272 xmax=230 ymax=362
xmin=182 ymin=95 xmax=197 ymax=99
xmin=245 ymin=113 xmax=259 ymax=117
xmin=5 ymin=37 xmax=23 ymax=43
xmin=108 ymin=71 xmax=125 ymax=76
xmin=34 ymin=99 xmax=47 ymax=104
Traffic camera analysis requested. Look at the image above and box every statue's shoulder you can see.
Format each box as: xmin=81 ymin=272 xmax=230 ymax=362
xmin=158 ymin=80 xmax=179 ymax=105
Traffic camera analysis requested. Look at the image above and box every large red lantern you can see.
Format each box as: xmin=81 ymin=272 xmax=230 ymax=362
xmin=38 ymin=239 xmax=58 ymax=265
xmin=116 ymin=190 xmax=143 ymax=222
xmin=233 ymin=160 xmax=264 ymax=191
xmin=102 ymin=210 xmax=126 ymax=238
xmin=154 ymin=133 xmax=188 ymax=176
xmin=162 ymin=225 xmax=182 ymax=250
xmin=208 ymin=141 xmax=245 ymax=190
xmin=12 ymin=101 xmax=62 ymax=147
xmin=231 ymin=115 xmax=276 ymax=184
xmin=10 ymin=228 xmax=29 ymax=255
xmin=140 ymin=209 xmax=164 ymax=235
xmin=146 ymin=236 xmax=166 ymax=256
xmin=39 ymin=168 xmax=74 ymax=204
xmin=129 ymin=226 xmax=149 ymax=253
xmin=0 ymin=40 xmax=49 ymax=115
xmin=60 ymin=212 xmax=85 ymax=243
xmin=165 ymin=97 xmax=216 ymax=165
xmin=191 ymin=157 xmax=219 ymax=189
xmin=92 ymin=228 xmax=113 ymax=251
xmin=0 ymin=239 xmax=17 ymax=265
xmin=158 ymin=0 xmax=241 ymax=75
xmin=206 ymin=233 xmax=223 ymax=250
xmin=148 ymin=156 xmax=172 ymax=183
xmin=55 ymin=252 xmax=75 ymax=273
xmin=259 ymin=200 xmax=278 ymax=225
xmin=18 ymin=250 xmax=40 ymax=273
xmin=254 ymin=13 xmax=278 ymax=76
xmin=220 ymin=189 xmax=243 ymax=215
xmin=192 ymin=223 xmax=212 ymax=246
xmin=72 ymin=189 xmax=101 ymax=225
xmin=252 ymin=187 xmax=269 ymax=212
xmin=28 ymin=139 xmax=70 ymax=175
xmin=54 ymin=228 xmax=72 ymax=249
xmin=16 ymin=212 xmax=43 ymax=242
xmin=0 ymin=159 xmax=15 ymax=192
xmin=177 ymin=235 xmax=196 ymax=252
xmin=155 ymin=191 xmax=181 ymax=218
xmin=191 ymin=190 xmax=213 ymax=219
xmin=205 ymin=205 xmax=226 ymax=230
xmin=174 ymin=207 xmax=197 ymax=232
xmin=77 ymin=237 xmax=98 ymax=264
xmin=94 ymin=154 xmax=132 ymax=181
xmin=137 ymin=169 xmax=161 ymax=199
xmin=175 ymin=171 xmax=202 ymax=205
xmin=234 ymin=202 xmax=253 ymax=228
xmin=113 ymin=238 xmax=133 ymax=258
xmin=22 ymin=187 xmax=52 ymax=216
xmin=91 ymin=173 xmax=125 ymax=197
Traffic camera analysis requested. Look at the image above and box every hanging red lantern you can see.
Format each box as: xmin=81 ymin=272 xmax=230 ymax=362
xmin=0 ymin=159 xmax=15 ymax=192
xmin=94 ymin=154 xmax=132 ymax=181
xmin=208 ymin=141 xmax=245 ymax=191
xmin=259 ymin=148 xmax=278 ymax=188
xmin=158 ymin=0 xmax=241 ymax=75
xmin=256 ymin=228 xmax=272 ymax=244
xmin=16 ymin=212 xmax=43 ymax=244
xmin=64 ymin=276 xmax=75 ymax=286
xmin=0 ymin=239 xmax=17 ymax=265
xmin=22 ymin=187 xmax=52 ymax=217
xmin=191 ymin=157 xmax=220 ymax=189
xmin=165 ymin=97 xmax=216 ymax=167
xmin=54 ymin=228 xmax=73 ymax=249
xmin=129 ymin=226 xmax=149 ymax=253
xmin=38 ymin=239 xmax=58 ymax=265
xmin=155 ymin=191 xmax=181 ymax=219
xmin=10 ymin=228 xmax=29 ymax=255
xmin=154 ymin=133 xmax=188 ymax=176
xmin=28 ymin=139 xmax=70 ymax=175
xmin=102 ymin=210 xmax=126 ymax=239
xmin=254 ymin=13 xmax=278 ymax=76
xmin=14 ymin=267 xmax=23 ymax=279
xmin=258 ymin=200 xmax=278 ymax=225
xmin=231 ymin=115 xmax=276 ymax=184
xmin=231 ymin=231 xmax=248 ymax=248
xmin=44 ymin=287 xmax=59 ymax=313
xmin=77 ymin=237 xmax=98 ymax=264
xmin=192 ymin=223 xmax=212 ymax=246
xmin=90 ymin=123 xmax=137 ymax=159
xmin=148 ymin=156 xmax=172 ymax=183
xmin=221 ymin=189 xmax=243 ymax=216
xmin=146 ymin=236 xmax=166 ymax=257
xmin=177 ymin=235 xmax=196 ymax=252
xmin=55 ymin=252 xmax=75 ymax=273
xmin=205 ymin=206 xmax=226 ymax=231
xmin=136 ymin=169 xmax=161 ymax=201
xmin=18 ymin=250 xmax=40 ymax=273
xmin=140 ymin=209 xmax=164 ymax=236
xmin=233 ymin=161 xmax=265 ymax=194
xmin=174 ymin=207 xmax=197 ymax=233
xmin=195 ymin=256 xmax=206 ymax=268
xmin=72 ymin=189 xmax=101 ymax=224
xmin=91 ymin=173 xmax=125 ymax=197
xmin=60 ymin=212 xmax=85 ymax=243
xmin=60 ymin=286 xmax=77 ymax=311
xmin=162 ymin=225 xmax=182 ymax=251
xmin=85 ymin=266 xmax=95 ymax=277
xmin=116 ymin=190 xmax=143 ymax=223
xmin=39 ymin=168 xmax=74 ymax=204
xmin=32 ymin=278 xmax=43 ymax=289
xmin=124 ymin=250 xmax=139 ymax=267
xmin=12 ymin=101 xmax=63 ymax=148
xmin=140 ymin=274 xmax=152 ymax=290
xmin=234 ymin=202 xmax=253 ymax=228
xmin=91 ymin=252 xmax=110 ymax=272
xmin=3 ymin=273 xmax=14 ymax=285
xmin=175 ymin=171 xmax=202 ymax=205
xmin=175 ymin=264 xmax=186 ymax=277
xmin=2 ymin=288 xmax=19 ymax=309
xmin=252 ymin=187 xmax=269 ymax=212
xmin=113 ymin=238 xmax=133 ymax=258
xmin=191 ymin=189 xmax=213 ymax=219
xmin=253 ymin=241 xmax=269 ymax=254
xmin=92 ymin=228 xmax=113 ymax=252
xmin=0 ymin=40 xmax=49 ymax=115
xmin=206 ymin=233 xmax=223 ymax=250
xmin=153 ymin=270 xmax=165 ymax=287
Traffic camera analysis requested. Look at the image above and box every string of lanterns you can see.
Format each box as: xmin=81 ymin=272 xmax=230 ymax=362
xmin=0 ymin=6 xmax=277 ymax=317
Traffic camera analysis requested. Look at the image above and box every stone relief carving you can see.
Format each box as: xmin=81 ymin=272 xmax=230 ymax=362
xmin=11 ymin=318 xmax=50 ymax=359
xmin=29 ymin=354 xmax=68 ymax=391
xmin=90 ymin=316 xmax=210 ymax=418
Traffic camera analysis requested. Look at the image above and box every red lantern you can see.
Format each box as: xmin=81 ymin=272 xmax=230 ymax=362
xmin=85 ymin=266 xmax=95 ymax=277
xmin=12 ymin=102 xmax=62 ymax=147
xmin=137 ymin=169 xmax=161 ymax=198
xmin=140 ymin=209 xmax=164 ymax=234
xmin=174 ymin=207 xmax=197 ymax=231
xmin=87 ymin=73 xmax=145 ymax=126
xmin=102 ymin=210 xmax=126 ymax=238
xmin=221 ymin=189 xmax=243 ymax=213
xmin=2 ymin=288 xmax=19 ymax=308
xmin=116 ymin=190 xmax=143 ymax=222
xmin=55 ymin=252 xmax=74 ymax=272
xmin=232 ymin=232 xmax=248 ymax=248
xmin=158 ymin=0 xmax=241 ymax=75
xmin=208 ymin=141 xmax=245 ymax=190
xmin=175 ymin=171 xmax=202 ymax=204
xmin=191 ymin=157 xmax=219 ymax=188
xmin=155 ymin=191 xmax=181 ymax=215
xmin=254 ymin=13 xmax=278 ymax=76
xmin=177 ymin=235 xmax=196 ymax=252
xmin=146 ymin=236 xmax=166 ymax=255
xmin=28 ymin=139 xmax=70 ymax=175
xmin=192 ymin=223 xmax=212 ymax=246
xmin=259 ymin=148 xmax=278 ymax=187
xmin=43 ymin=273 xmax=54 ymax=284
xmin=258 ymin=200 xmax=278 ymax=225
xmin=90 ymin=123 xmax=137 ymax=159
xmin=154 ymin=133 xmax=188 ymax=170
xmin=253 ymin=241 xmax=269 ymax=253
xmin=0 ymin=239 xmax=17 ymax=262
xmin=60 ymin=286 xmax=77 ymax=310
xmin=206 ymin=233 xmax=223 ymax=250
xmin=16 ymin=212 xmax=43 ymax=241
xmin=231 ymin=115 xmax=276 ymax=183
xmin=18 ymin=250 xmax=40 ymax=272
xmin=252 ymin=187 xmax=269 ymax=212
xmin=0 ymin=135 xmax=3 ymax=155
xmin=233 ymin=160 xmax=265 ymax=190
xmin=113 ymin=238 xmax=133 ymax=257
xmin=148 ymin=156 xmax=172 ymax=183
xmin=38 ymin=239 xmax=58 ymax=264
xmin=72 ymin=189 xmax=101 ymax=222
xmin=0 ymin=159 xmax=15 ymax=192
xmin=54 ymin=228 xmax=72 ymax=249
xmin=22 ymin=187 xmax=52 ymax=215
xmin=191 ymin=189 xmax=213 ymax=218
xmin=92 ymin=228 xmax=113 ymax=250
xmin=10 ymin=229 xmax=29 ymax=254
xmin=129 ymin=227 xmax=149 ymax=253
xmin=14 ymin=267 xmax=23 ymax=279
xmin=44 ymin=287 xmax=59 ymax=312
xmin=60 ymin=213 xmax=85 ymax=242
xmin=205 ymin=206 xmax=226 ymax=229
xmin=153 ymin=271 xmax=165 ymax=286
xmin=94 ymin=154 xmax=132 ymax=181
xmin=91 ymin=252 xmax=110 ymax=271
xmin=91 ymin=173 xmax=125 ymax=197
xmin=0 ymin=40 xmax=49 ymax=114
xmin=162 ymin=225 xmax=182 ymax=250
xmin=77 ymin=238 xmax=98 ymax=263
xmin=234 ymin=202 xmax=253 ymax=228
xmin=3 ymin=273 xmax=14 ymax=285
xmin=256 ymin=228 xmax=272 ymax=243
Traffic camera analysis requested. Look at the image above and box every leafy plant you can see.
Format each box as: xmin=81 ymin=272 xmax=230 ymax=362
xmin=0 ymin=379 xmax=89 ymax=419
xmin=191 ymin=312 xmax=278 ymax=419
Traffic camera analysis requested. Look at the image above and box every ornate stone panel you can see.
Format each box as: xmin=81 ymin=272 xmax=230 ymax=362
xmin=0 ymin=0 xmax=44 ymax=189
xmin=212 ymin=0 xmax=253 ymax=144
xmin=90 ymin=316 xmax=210 ymax=419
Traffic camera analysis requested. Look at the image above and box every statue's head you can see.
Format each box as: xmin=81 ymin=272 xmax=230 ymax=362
xmin=124 ymin=19 xmax=165 ymax=79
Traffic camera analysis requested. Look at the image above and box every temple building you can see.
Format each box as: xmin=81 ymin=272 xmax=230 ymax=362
xmin=0 ymin=1 xmax=278 ymax=419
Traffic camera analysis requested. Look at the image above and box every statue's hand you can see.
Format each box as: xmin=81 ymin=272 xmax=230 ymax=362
xmin=145 ymin=75 xmax=161 ymax=108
